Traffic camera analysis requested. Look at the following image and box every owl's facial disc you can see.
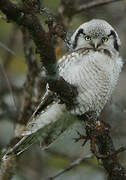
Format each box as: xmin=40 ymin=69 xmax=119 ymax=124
xmin=73 ymin=29 xmax=119 ymax=51
xmin=72 ymin=19 xmax=120 ymax=52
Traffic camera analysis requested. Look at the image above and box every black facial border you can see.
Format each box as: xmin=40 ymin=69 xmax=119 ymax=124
xmin=108 ymin=30 xmax=119 ymax=51
xmin=73 ymin=29 xmax=85 ymax=49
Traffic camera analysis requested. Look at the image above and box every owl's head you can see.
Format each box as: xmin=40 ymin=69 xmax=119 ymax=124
xmin=71 ymin=19 xmax=121 ymax=53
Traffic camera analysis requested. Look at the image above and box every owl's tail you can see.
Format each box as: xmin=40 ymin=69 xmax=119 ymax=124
xmin=3 ymin=133 xmax=37 ymax=160
xmin=2 ymin=102 xmax=77 ymax=161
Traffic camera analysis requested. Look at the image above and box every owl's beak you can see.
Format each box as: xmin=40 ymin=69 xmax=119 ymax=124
xmin=94 ymin=42 xmax=98 ymax=49
xmin=90 ymin=39 xmax=100 ymax=50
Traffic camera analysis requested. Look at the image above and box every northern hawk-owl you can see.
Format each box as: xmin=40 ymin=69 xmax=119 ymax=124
xmin=4 ymin=19 xmax=123 ymax=158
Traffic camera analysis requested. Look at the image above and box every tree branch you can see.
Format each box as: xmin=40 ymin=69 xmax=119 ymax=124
xmin=60 ymin=0 xmax=125 ymax=17
xmin=75 ymin=0 xmax=125 ymax=14
xmin=78 ymin=112 xmax=126 ymax=180
xmin=0 ymin=0 xmax=56 ymax=75
xmin=0 ymin=157 xmax=16 ymax=180
xmin=0 ymin=0 xmax=76 ymax=102
xmin=46 ymin=154 xmax=93 ymax=180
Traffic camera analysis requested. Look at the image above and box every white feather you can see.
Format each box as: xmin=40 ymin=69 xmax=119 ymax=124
xmin=59 ymin=49 xmax=123 ymax=115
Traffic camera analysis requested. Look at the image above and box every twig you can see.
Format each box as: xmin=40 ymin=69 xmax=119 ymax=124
xmin=0 ymin=41 xmax=16 ymax=56
xmin=0 ymin=63 xmax=18 ymax=112
xmin=46 ymin=154 xmax=93 ymax=180
xmin=0 ymin=35 xmax=24 ymax=66
xmin=46 ymin=149 xmax=103 ymax=171
xmin=2 ymin=25 xmax=19 ymax=69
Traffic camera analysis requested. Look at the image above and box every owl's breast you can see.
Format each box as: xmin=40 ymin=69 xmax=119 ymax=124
xmin=58 ymin=51 xmax=122 ymax=115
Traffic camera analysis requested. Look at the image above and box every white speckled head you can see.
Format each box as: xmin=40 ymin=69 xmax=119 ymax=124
xmin=71 ymin=19 xmax=121 ymax=52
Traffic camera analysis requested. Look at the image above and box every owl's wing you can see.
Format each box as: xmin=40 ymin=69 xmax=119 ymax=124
xmin=23 ymin=88 xmax=54 ymax=134
xmin=4 ymin=98 xmax=76 ymax=158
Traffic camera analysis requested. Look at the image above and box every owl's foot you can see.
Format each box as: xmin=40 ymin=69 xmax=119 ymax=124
xmin=93 ymin=146 xmax=126 ymax=160
xmin=74 ymin=130 xmax=89 ymax=146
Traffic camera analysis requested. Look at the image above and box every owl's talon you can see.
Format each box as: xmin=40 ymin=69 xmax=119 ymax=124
xmin=74 ymin=130 xmax=89 ymax=146
xmin=82 ymin=138 xmax=89 ymax=146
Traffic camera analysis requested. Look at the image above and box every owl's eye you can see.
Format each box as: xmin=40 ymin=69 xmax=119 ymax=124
xmin=102 ymin=37 xmax=108 ymax=42
xmin=84 ymin=35 xmax=91 ymax=41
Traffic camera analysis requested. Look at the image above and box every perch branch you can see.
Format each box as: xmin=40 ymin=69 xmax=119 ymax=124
xmin=78 ymin=112 xmax=126 ymax=180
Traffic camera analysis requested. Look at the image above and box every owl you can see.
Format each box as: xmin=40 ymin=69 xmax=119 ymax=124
xmin=3 ymin=19 xmax=123 ymax=159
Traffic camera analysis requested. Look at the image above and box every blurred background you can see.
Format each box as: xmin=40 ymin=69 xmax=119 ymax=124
xmin=0 ymin=0 xmax=126 ymax=179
